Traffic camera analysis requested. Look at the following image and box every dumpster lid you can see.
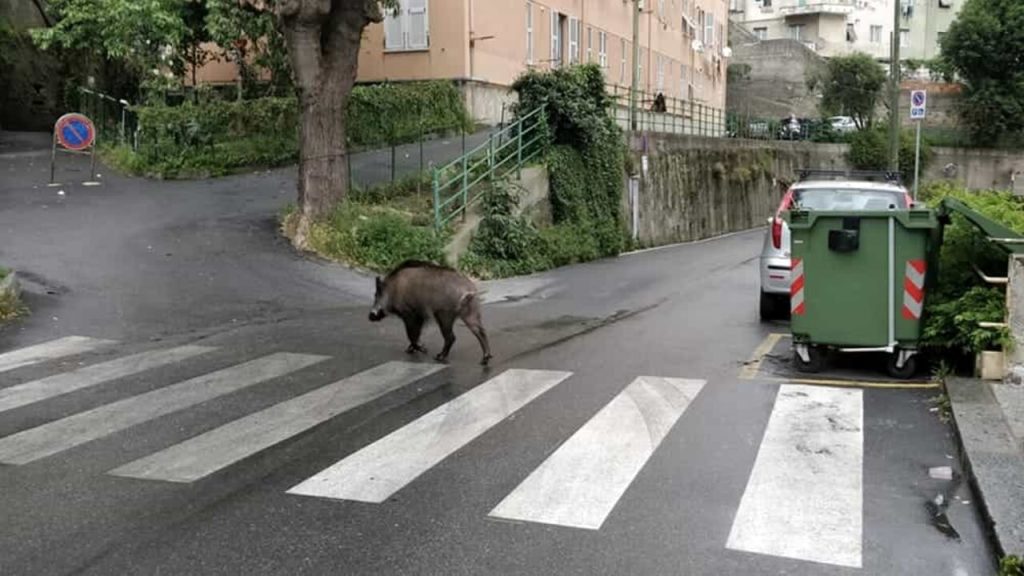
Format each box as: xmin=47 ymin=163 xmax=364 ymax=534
xmin=938 ymin=197 xmax=1024 ymax=253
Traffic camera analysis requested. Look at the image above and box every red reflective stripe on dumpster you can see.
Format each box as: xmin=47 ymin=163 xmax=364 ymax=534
xmin=902 ymin=259 xmax=926 ymax=320
xmin=791 ymin=258 xmax=805 ymax=316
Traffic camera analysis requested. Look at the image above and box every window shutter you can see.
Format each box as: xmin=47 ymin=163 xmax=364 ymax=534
xmin=384 ymin=4 xmax=404 ymax=50
xmin=407 ymin=0 xmax=428 ymax=49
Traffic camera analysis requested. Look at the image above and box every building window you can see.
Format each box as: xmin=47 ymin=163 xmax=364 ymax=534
xmin=569 ymin=17 xmax=580 ymax=64
xmin=659 ymin=0 xmax=666 ymax=19
xmin=870 ymin=25 xmax=882 ymax=43
xmin=680 ymin=64 xmax=688 ymax=98
xmin=753 ymin=27 xmax=767 ymax=40
xmin=705 ymin=13 xmax=714 ymax=47
xmin=384 ymin=0 xmax=430 ymax=51
xmin=525 ymin=2 xmax=533 ymax=64
xmin=900 ymin=28 xmax=910 ymax=48
xmin=938 ymin=0 xmax=952 ymax=7
xmin=598 ymin=31 xmax=608 ymax=68
xmin=846 ymin=23 xmax=856 ymax=42
xmin=551 ymin=12 xmax=562 ymax=67
xmin=789 ymin=24 xmax=804 ymax=41
xmin=759 ymin=0 xmax=772 ymax=7
xmin=587 ymin=26 xmax=593 ymax=62
xmin=621 ymin=38 xmax=628 ymax=83
xmin=730 ymin=0 xmax=742 ymax=12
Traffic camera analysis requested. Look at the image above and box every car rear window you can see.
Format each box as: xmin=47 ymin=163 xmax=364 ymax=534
xmin=792 ymin=188 xmax=905 ymax=211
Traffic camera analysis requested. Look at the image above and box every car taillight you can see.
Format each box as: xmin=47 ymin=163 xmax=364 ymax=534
xmin=771 ymin=217 xmax=783 ymax=249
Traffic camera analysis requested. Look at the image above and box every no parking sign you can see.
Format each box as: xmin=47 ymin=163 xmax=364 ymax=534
xmin=910 ymin=90 xmax=927 ymax=120
xmin=50 ymin=112 xmax=99 ymax=184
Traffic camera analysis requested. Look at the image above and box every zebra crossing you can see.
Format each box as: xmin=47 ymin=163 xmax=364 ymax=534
xmin=0 ymin=335 xmax=869 ymax=568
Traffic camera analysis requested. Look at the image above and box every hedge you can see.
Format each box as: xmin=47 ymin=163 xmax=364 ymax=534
xmin=123 ymin=81 xmax=472 ymax=178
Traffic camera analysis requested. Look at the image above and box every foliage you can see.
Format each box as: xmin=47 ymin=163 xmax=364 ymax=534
xmin=463 ymin=64 xmax=626 ymax=279
xmin=0 ymin=267 xmax=27 ymax=323
xmin=347 ymin=81 xmax=472 ymax=148
xmin=1001 ymin=556 xmax=1024 ymax=576
xmin=511 ymin=64 xmax=617 ymax=149
xmin=206 ymin=0 xmax=292 ymax=98
xmin=846 ymin=126 xmax=932 ymax=183
xmin=111 ymin=81 xmax=470 ymax=177
xmin=809 ymin=53 xmax=886 ymax=129
xmin=918 ymin=182 xmax=1024 ymax=358
xmin=940 ymin=0 xmax=1024 ymax=142
xmin=32 ymin=0 xmax=187 ymax=97
xmin=727 ymin=63 xmax=752 ymax=83
xmin=304 ymin=199 xmax=447 ymax=274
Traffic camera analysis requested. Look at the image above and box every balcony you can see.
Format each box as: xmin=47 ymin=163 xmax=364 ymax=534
xmin=779 ymin=0 xmax=856 ymax=17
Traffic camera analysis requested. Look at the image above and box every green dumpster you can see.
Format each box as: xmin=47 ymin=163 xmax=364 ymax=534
xmin=784 ymin=208 xmax=939 ymax=378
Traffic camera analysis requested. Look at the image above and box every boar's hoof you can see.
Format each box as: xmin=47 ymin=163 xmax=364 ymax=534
xmin=434 ymin=353 xmax=449 ymax=363
xmin=405 ymin=343 xmax=427 ymax=354
xmin=480 ymin=355 xmax=492 ymax=366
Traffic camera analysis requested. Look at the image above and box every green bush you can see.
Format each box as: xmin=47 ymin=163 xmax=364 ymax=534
xmin=847 ymin=126 xmax=932 ymax=183
xmin=462 ymin=64 xmax=626 ymax=279
xmin=1001 ymin=556 xmax=1024 ymax=576
xmin=307 ymin=201 xmax=448 ymax=274
xmin=919 ymin=182 xmax=1024 ymax=359
xmin=114 ymin=81 xmax=471 ymax=178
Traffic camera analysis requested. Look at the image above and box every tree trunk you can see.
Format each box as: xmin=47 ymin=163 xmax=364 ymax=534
xmin=280 ymin=11 xmax=365 ymax=250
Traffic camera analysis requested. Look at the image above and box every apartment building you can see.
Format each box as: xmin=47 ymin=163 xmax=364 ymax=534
xmin=195 ymin=0 xmax=730 ymax=124
xmin=900 ymin=0 xmax=962 ymax=62
xmin=359 ymin=0 xmax=730 ymax=122
xmin=729 ymin=0 xmax=895 ymax=59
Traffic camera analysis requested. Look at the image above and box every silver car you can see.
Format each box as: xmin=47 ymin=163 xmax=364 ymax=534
xmin=759 ymin=172 xmax=912 ymax=321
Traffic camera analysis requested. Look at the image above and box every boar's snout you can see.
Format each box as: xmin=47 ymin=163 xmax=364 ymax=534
xmin=369 ymin=309 xmax=386 ymax=322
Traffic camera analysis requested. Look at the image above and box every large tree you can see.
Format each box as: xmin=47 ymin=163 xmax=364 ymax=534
xmin=244 ymin=0 xmax=396 ymax=248
xmin=940 ymin=0 xmax=1024 ymax=141
xmin=808 ymin=52 xmax=887 ymax=129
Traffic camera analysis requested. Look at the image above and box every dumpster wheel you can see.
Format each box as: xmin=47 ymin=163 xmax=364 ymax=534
xmin=793 ymin=345 xmax=825 ymax=373
xmin=886 ymin=350 xmax=918 ymax=379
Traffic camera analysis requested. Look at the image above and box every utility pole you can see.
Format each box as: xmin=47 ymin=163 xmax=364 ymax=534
xmin=888 ymin=1 xmax=901 ymax=171
xmin=630 ymin=0 xmax=641 ymax=131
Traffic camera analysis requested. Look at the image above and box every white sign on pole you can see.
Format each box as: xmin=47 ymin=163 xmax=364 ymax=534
xmin=910 ymin=90 xmax=927 ymax=120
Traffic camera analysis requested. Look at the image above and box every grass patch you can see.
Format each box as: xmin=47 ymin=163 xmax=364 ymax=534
xmin=298 ymin=175 xmax=448 ymax=273
xmin=0 ymin=268 xmax=26 ymax=322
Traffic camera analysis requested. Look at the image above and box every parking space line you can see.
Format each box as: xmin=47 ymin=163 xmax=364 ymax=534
xmin=739 ymin=333 xmax=785 ymax=380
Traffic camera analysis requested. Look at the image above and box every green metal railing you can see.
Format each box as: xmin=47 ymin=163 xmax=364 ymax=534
xmin=432 ymin=105 xmax=548 ymax=230
xmin=606 ymin=84 xmax=727 ymax=137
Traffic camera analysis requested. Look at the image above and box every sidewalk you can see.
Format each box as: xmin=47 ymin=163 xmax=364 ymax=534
xmin=947 ymin=377 xmax=1024 ymax=558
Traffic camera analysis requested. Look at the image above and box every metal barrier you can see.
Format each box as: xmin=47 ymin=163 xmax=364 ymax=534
xmin=77 ymin=87 xmax=137 ymax=148
xmin=432 ymin=105 xmax=547 ymax=231
xmin=605 ymin=84 xmax=726 ymax=137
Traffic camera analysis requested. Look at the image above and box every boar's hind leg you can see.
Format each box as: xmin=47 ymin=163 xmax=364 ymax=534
xmin=434 ymin=311 xmax=457 ymax=362
xmin=403 ymin=314 xmax=427 ymax=354
xmin=461 ymin=300 xmax=492 ymax=365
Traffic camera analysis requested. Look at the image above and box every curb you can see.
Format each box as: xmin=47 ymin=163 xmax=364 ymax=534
xmin=947 ymin=377 xmax=1024 ymax=558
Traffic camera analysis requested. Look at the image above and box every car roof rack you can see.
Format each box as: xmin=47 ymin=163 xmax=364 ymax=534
xmin=797 ymin=169 xmax=902 ymax=184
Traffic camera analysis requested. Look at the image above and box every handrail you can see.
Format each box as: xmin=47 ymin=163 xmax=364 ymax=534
xmin=432 ymin=104 xmax=548 ymax=230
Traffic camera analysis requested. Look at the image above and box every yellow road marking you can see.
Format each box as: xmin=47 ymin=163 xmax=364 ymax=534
xmin=739 ymin=333 xmax=785 ymax=380
xmin=762 ymin=376 xmax=940 ymax=390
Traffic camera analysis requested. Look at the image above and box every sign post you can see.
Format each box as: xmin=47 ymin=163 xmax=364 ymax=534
xmin=910 ymin=90 xmax=926 ymax=201
xmin=51 ymin=113 xmax=98 ymax=185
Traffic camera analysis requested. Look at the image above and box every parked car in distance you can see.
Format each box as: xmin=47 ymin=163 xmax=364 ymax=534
xmin=828 ymin=116 xmax=858 ymax=133
xmin=759 ymin=170 xmax=913 ymax=321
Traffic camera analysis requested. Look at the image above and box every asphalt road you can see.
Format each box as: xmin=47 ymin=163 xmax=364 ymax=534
xmin=0 ymin=132 xmax=997 ymax=575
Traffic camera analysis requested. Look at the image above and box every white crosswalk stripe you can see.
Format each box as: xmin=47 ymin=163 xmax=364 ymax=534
xmin=726 ymin=384 xmax=864 ymax=568
xmin=0 ymin=338 xmax=879 ymax=561
xmin=109 ymin=361 xmax=446 ymax=483
xmin=0 ymin=352 xmax=327 ymax=465
xmin=489 ymin=376 xmax=705 ymax=530
xmin=0 ymin=344 xmax=216 ymax=414
xmin=0 ymin=336 xmax=115 ymax=374
xmin=287 ymin=369 xmax=572 ymax=503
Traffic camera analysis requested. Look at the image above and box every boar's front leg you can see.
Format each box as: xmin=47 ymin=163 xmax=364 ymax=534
xmin=402 ymin=314 xmax=427 ymax=354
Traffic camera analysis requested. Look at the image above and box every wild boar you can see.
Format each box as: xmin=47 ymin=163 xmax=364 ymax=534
xmin=369 ymin=260 xmax=492 ymax=365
